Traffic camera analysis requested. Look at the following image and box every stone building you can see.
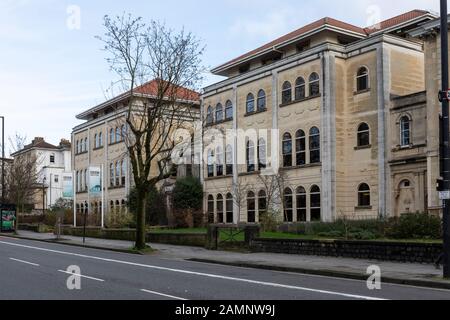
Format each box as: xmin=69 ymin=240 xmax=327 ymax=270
xmin=202 ymin=10 xmax=443 ymax=224
xmin=72 ymin=80 xmax=200 ymax=226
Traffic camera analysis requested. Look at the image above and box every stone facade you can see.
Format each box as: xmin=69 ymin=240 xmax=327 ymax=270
xmin=202 ymin=11 xmax=443 ymax=224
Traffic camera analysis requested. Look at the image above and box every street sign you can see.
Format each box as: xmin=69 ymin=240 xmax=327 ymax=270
xmin=440 ymin=191 xmax=450 ymax=200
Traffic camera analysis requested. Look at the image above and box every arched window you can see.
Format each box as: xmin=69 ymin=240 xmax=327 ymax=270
xmin=356 ymin=67 xmax=369 ymax=92
xmin=84 ymin=138 xmax=88 ymax=152
xmin=216 ymin=146 xmax=224 ymax=177
xmin=257 ymin=90 xmax=266 ymax=111
xmin=216 ymin=103 xmax=224 ymax=122
xmin=295 ymin=130 xmax=306 ymax=166
xmin=94 ymin=134 xmax=98 ymax=149
xmin=121 ymin=125 xmax=126 ymax=141
xmin=258 ymin=190 xmax=267 ymax=217
xmin=84 ymin=169 xmax=88 ymax=190
xmin=207 ymin=149 xmax=215 ymax=178
xmin=282 ymin=81 xmax=292 ymax=104
xmin=246 ymin=93 xmax=255 ymax=114
xmin=206 ymin=106 xmax=214 ymax=125
xmin=217 ymin=194 xmax=224 ymax=223
xmin=357 ymin=123 xmax=370 ymax=147
xmin=309 ymin=72 xmax=320 ymax=96
xmin=246 ymin=140 xmax=255 ymax=172
xmin=225 ymin=100 xmax=233 ymax=120
xmin=400 ymin=180 xmax=411 ymax=188
xmin=226 ymin=145 xmax=233 ymax=175
xmin=295 ymin=77 xmax=306 ymax=100
xmin=110 ymin=128 xmax=115 ymax=144
xmin=116 ymin=127 xmax=121 ymax=142
xmin=296 ymin=187 xmax=307 ymax=222
xmin=115 ymin=162 xmax=120 ymax=186
xmin=400 ymin=116 xmax=411 ymax=146
xmin=121 ymin=160 xmax=126 ymax=186
xmin=76 ymin=140 xmax=79 ymax=154
xmin=284 ymin=188 xmax=293 ymax=222
xmin=358 ymin=183 xmax=371 ymax=207
xmin=115 ymin=200 xmax=121 ymax=214
xmin=309 ymin=127 xmax=321 ymax=164
xmin=282 ymin=133 xmax=293 ymax=167
xmin=99 ymin=132 xmax=103 ymax=147
xmin=207 ymin=195 xmax=215 ymax=224
xmin=258 ymin=138 xmax=267 ymax=171
xmin=110 ymin=163 xmax=114 ymax=187
xmin=247 ymin=191 xmax=256 ymax=223
xmin=226 ymin=193 xmax=233 ymax=223
xmin=310 ymin=185 xmax=321 ymax=221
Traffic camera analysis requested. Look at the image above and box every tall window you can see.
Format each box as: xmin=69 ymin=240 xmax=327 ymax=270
xmin=246 ymin=140 xmax=255 ymax=172
xmin=76 ymin=140 xmax=79 ymax=154
xmin=115 ymin=161 xmax=120 ymax=186
xmin=356 ymin=67 xmax=369 ymax=91
xmin=216 ymin=146 xmax=224 ymax=177
xmin=247 ymin=191 xmax=256 ymax=223
xmin=246 ymin=93 xmax=255 ymax=114
xmin=282 ymin=81 xmax=292 ymax=104
xmin=226 ymin=145 xmax=233 ymax=175
xmin=50 ymin=154 xmax=55 ymax=164
xmin=284 ymin=188 xmax=293 ymax=222
xmin=207 ymin=195 xmax=215 ymax=224
xmin=310 ymin=185 xmax=321 ymax=221
xmin=357 ymin=123 xmax=370 ymax=147
xmin=257 ymin=90 xmax=266 ymax=111
xmin=295 ymin=77 xmax=306 ymax=100
xmin=225 ymin=100 xmax=233 ymax=120
xmin=296 ymin=187 xmax=307 ymax=222
xmin=217 ymin=194 xmax=224 ymax=223
xmin=258 ymin=190 xmax=267 ymax=217
xmin=309 ymin=72 xmax=320 ymax=96
xmin=206 ymin=106 xmax=214 ymax=125
xmin=358 ymin=183 xmax=371 ymax=207
xmin=216 ymin=103 xmax=224 ymax=122
xmin=110 ymin=163 xmax=114 ymax=187
xmin=258 ymin=138 xmax=267 ymax=171
xmin=226 ymin=193 xmax=233 ymax=223
xmin=110 ymin=128 xmax=115 ymax=144
xmin=121 ymin=160 xmax=126 ymax=186
xmin=99 ymin=132 xmax=103 ymax=147
xmin=121 ymin=125 xmax=126 ymax=141
xmin=400 ymin=116 xmax=411 ymax=146
xmin=116 ymin=127 xmax=121 ymax=142
xmin=94 ymin=134 xmax=98 ymax=149
xmin=84 ymin=169 xmax=88 ymax=191
xmin=295 ymin=130 xmax=306 ymax=166
xmin=283 ymin=133 xmax=293 ymax=167
xmin=84 ymin=138 xmax=88 ymax=152
xmin=207 ymin=149 xmax=215 ymax=178
xmin=309 ymin=127 xmax=321 ymax=164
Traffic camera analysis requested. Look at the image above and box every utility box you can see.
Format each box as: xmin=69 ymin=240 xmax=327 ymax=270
xmin=0 ymin=204 xmax=17 ymax=233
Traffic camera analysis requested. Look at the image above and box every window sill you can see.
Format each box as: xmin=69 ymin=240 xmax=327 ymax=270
xmin=76 ymin=191 xmax=88 ymax=195
xmin=353 ymin=88 xmax=371 ymax=96
xmin=204 ymin=175 xmax=233 ymax=181
xmin=205 ymin=118 xmax=234 ymax=127
xmin=108 ymin=185 xmax=125 ymax=190
xmin=355 ymin=206 xmax=373 ymax=211
xmin=354 ymin=145 xmax=372 ymax=151
xmin=244 ymin=109 xmax=267 ymax=117
xmin=280 ymin=94 xmax=321 ymax=108
xmin=93 ymin=147 xmax=104 ymax=151
xmin=109 ymin=141 xmax=124 ymax=147
xmin=280 ymin=163 xmax=322 ymax=171
xmin=75 ymin=152 xmax=88 ymax=156
xmin=238 ymin=171 xmax=261 ymax=177
xmin=392 ymin=144 xmax=426 ymax=152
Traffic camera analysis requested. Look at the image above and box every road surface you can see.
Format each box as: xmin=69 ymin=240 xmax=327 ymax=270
xmin=0 ymin=236 xmax=449 ymax=300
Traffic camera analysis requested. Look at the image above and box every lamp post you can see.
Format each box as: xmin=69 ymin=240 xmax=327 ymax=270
xmin=83 ymin=200 xmax=88 ymax=244
xmin=1 ymin=116 xmax=5 ymax=205
xmin=440 ymin=0 xmax=450 ymax=279
xmin=42 ymin=176 xmax=47 ymax=215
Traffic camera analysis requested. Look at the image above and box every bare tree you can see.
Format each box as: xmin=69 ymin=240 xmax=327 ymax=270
xmin=6 ymin=134 xmax=41 ymax=221
xmin=98 ymin=14 xmax=204 ymax=249
xmin=257 ymin=171 xmax=286 ymax=228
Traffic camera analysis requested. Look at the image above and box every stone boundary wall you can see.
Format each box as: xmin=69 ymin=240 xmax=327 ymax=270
xmin=250 ymin=238 xmax=442 ymax=264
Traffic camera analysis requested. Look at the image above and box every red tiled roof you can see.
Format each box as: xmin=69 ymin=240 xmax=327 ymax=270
xmin=214 ymin=10 xmax=432 ymax=73
xmin=134 ymin=79 xmax=200 ymax=102
xmin=364 ymin=9 xmax=430 ymax=34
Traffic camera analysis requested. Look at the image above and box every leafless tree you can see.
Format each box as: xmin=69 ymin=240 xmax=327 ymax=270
xmin=6 ymin=134 xmax=41 ymax=222
xmin=98 ymin=13 xmax=205 ymax=249
xmin=257 ymin=171 xmax=286 ymax=224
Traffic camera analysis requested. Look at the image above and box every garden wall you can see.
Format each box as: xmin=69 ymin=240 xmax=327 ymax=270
xmin=250 ymin=238 xmax=442 ymax=264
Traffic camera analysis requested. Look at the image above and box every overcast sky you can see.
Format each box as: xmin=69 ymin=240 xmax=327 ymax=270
xmin=0 ymin=0 xmax=443 ymax=155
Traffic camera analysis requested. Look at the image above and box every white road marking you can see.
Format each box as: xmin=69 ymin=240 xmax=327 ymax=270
xmin=58 ymin=270 xmax=105 ymax=282
xmin=0 ymin=240 xmax=385 ymax=300
xmin=9 ymin=258 xmax=40 ymax=267
xmin=141 ymin=289 xmax=187 ymax=300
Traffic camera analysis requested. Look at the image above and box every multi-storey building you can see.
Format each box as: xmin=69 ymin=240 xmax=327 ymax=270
xmin=11 ymin=137 xmax=72 ymax=210
xmin=72 ymin=80 xmax=200 ymax=226
xmin=202 ymin=10 xmax=442 ymax=224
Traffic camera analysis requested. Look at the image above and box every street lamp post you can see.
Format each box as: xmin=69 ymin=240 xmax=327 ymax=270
xmin=1 ymin=116 xmax=5 ymax=205
xmin=440 ymin=0 xmax=450 ymax=279
xmin=42 ymin=176 xmax=47 ymax=215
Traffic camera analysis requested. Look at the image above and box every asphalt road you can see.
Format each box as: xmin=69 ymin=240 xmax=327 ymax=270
xmin=0 ymin=236 xmax=449 ymax=300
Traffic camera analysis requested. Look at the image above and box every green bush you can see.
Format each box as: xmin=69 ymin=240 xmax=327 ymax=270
xmin=127 ymin=187 xmax=168 ymax=227
xmin=172 ymin=177 xmax=203 ymax=210
xmin=386 ymin=213 xmax=442 ymax=240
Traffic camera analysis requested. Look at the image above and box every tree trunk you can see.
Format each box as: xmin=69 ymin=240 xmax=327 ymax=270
xmin=135 ymin=191 xmax=147 ymax=250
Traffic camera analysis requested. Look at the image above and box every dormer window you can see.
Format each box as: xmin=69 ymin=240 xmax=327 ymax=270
xmin=50 ymin=154 xmax=55 ymax=164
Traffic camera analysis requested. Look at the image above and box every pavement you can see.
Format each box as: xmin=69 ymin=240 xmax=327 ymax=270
xmin=2 ymin=230 xmax=450 ymax=295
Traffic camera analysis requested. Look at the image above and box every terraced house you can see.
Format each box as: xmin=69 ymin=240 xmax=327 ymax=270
xmin=202 ymin=10 xmax=443 ymax=224
xmin=72 ymin=80 xmax=200 ymax=226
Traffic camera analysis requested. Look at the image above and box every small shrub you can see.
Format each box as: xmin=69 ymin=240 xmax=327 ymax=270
xmin=386 ymin=213 xmax=442 ymax=240
xmin=260 ymin=210 xmax=280 ymax=233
